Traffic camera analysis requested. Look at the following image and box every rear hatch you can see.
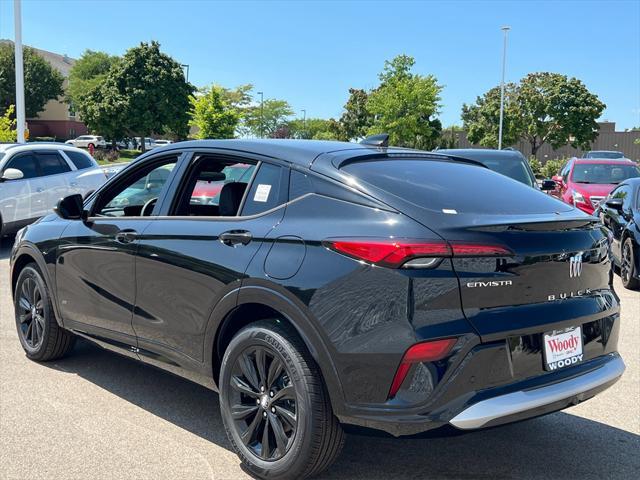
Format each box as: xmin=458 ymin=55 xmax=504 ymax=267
xmin=338 ymin=157 xmax=617 ymax=341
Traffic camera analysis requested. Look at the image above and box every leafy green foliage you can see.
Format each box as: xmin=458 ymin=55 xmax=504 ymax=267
xmin=67 ymin=50 xmax=119 ymax=111
xmin=541 ymin=158 xmax=566 ymax=179
xmin=288 ymin=118 xmax=340 ymax=140
xmin=366 ymin=55 xmax=443 ymax=149
xmin=77 ymin=41 xmax=194 ymax=149
xmin=462 ymin=72 xmax=606 ymax=155
xmin=189 ymin=85 xmax=240 ymax=139
xmin=437 ymin=125 xmax=463 ymax=149
xmin=0 ymin=43 xmax=64 ymax=117
xmin=244 ymin=99 xmax=294 ymax=138
xmin=528 ymin=156 xmax=542 ymax=177
xmin=337 ymin=88 xmax=372 ymax=141
xmin=461 ymin=84 xmax=521 ymax=148
xmin=0 ymin=104 xmax=16 ymax=142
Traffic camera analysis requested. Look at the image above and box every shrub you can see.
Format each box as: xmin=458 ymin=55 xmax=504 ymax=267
xmin=106 ymin=150 xmax=120 ymax=162
xmin=528 ymin=157 xmax=542 ymax=177
xmin=541 ymin=158 xmax=566 ymax=179
xmin=92 ymin=149 xmax=107 ymax=162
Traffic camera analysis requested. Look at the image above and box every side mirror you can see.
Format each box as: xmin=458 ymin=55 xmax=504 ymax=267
xmin=1 ymin=168 xmax=24 ymax=181
xmin=54 ymin=194 xmax=86 ymax=220
xmin=541 ymin=179 xmax=556 ymax=191
xmin=605 ymin=197 xmax=623 ymax=211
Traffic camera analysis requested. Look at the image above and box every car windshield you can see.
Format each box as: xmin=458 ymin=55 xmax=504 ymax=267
xmin=572 ymin=163 xmax=640 ymax=184
xmin=478 ymin=157 xmax=534 ymax=187
xmin=586 ymin=151 xmax=624 ymax=159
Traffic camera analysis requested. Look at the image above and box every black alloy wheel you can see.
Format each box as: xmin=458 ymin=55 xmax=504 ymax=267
xmin=219 ymin=320 xmax=344 ymax=480
xmin=17 ymin=274 xmax=46 ymax=350
xmin=621 ymin=238 xmax=639 ymax=289
xmin=14 ymin=264 xmax=76 ymax=361
xmin=228 ymin=346 xmax=297 ymax=461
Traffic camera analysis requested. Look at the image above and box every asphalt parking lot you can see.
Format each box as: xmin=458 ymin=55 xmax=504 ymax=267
xmin=0 ymin=235 xmax=638 ymax=480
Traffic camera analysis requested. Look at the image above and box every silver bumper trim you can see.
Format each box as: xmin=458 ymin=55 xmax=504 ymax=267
xmin=449 ymin=356 xmax=625 ymax=430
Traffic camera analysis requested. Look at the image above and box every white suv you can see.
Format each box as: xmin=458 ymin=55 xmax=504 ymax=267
xmin=65 ymin=135 xmax=107 ymax=149
xmin=0 ymin=143 xmax=107 ymax=235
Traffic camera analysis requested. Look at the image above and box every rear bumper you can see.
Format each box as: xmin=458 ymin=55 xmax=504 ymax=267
xmin=338 ymin=352 xmax=624 ymax=436
xmin=449 ymin=353 xmax=625 ymax=429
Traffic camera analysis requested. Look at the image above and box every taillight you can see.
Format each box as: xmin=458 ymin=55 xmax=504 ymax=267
xmin=324 ymin=238 xmax=511 ymax=268
xmin=388 ymin=338 xmax=458 ymax=399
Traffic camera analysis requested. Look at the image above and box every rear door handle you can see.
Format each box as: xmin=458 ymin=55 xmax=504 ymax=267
xmin=70 ymin=181 xmax=79 ymax=187
xmin=219 ymin=230 xmax=252 ymax=246
xmin=36 ymin=187 xmax=45 ymax=192
xmin=115 ymin=229 xmax=138 ymax=244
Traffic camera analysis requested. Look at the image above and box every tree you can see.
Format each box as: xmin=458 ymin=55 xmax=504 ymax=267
xmin=337 ymin=88 xmax=372 ymax=141
xmin=462 ymin=72 xmax=606 ymax=155
xmin=0 ymin=105 xmax=16 ymax=142
xmin=243 ymin=99 xmax=294 ymax=138
xmin=366 ymin=55 xmax=443 ymax=149
xmin=111 ymin=41 xmax=193 ymax=149
xmin=79 ymin=77 xmax=129 ymax=146
xmin=517 ymin=73 xmax=605 ymax=155
xmin=0 ymin=43 xmax=64 ymax=117
xmin=288 ymin=118 xmax=339 ymax=140
xmin=436 ymin=125 xmax=463 ymax=149
xmin=461 ymin=83 xmax=521 ymax=148
xmin=67 ymin=50 xmax=119 ymax=112
xmin=189 ymin=85 xmax=240 ymax=139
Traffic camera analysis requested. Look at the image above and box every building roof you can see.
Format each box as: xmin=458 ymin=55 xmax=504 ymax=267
xmin=0 ymin=39 xmax=76 ymax=77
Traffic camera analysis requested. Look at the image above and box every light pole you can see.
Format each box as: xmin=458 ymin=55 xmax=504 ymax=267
xmin=301 ymin=109 xmax=306 ymax=138
xmin=14 ymin=0 xmax=26 ymax=143
xmin=498 ymin=25 xmax=511 ymax=150
xmin=257 ymin=91 xmax=264 ymax=138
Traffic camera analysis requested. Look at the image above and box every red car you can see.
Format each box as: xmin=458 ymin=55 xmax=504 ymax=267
xmin=552 ymin=158 xmax=640 ymax=215
xmin=190 ymin=163 xmax=255 ymax=205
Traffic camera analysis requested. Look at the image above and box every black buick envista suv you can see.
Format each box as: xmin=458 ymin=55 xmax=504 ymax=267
xmin=10 ymin=138 xmax=625 ymax=479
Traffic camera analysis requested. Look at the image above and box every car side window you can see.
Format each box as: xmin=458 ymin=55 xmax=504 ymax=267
xmin=5 ymin=153 xmax=40 ymax=179
xmin=65 ymin=150 xmax=95 ymax=170
xmin=241 ymin=162 xmax=287 ymax=216
xmin=37 ymin=152 xmax=71 ymax=176
xmin=94 ymin=158 xmax=177 ymax=217
xmin=289 ymin=170 xmax=314 ymax=201
xmin=170 ymin=155 xmax=256 ymax=217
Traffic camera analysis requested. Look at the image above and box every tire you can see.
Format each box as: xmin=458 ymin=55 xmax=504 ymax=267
xmin=621 ymin=237 xmax=640 ymax=290
xmin=14 ymin=263 xmax=75 ymax=361
xmin=219 ymin=320 xmax=344 ymax=480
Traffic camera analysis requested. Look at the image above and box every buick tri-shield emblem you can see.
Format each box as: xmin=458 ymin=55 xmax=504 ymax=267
xmin=569 ymin=253 xmax=583 ymax=278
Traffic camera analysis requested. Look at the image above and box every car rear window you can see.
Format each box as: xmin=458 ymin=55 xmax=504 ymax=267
xmin=478 ymin=156 xmax=533 ymax=187
xmin=65 ymin=150 xmax=95 ymax=170
xmin=341 ymin=159 xmax=572 ymax=215
xmin=572 ymin=163 xmax=639 ymax=184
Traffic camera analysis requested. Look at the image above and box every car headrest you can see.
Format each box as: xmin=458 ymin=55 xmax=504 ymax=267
xmin=219 ymin=182 xmax=247 ymax=216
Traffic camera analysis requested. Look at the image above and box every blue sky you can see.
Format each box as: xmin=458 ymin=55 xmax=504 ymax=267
xmin=1 ymin=0 xmax=639 ymax=129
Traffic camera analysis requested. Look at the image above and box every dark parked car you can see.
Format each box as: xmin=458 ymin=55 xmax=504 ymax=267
xmin=10 ymin=138 xmax=624 ymax=480
xmin=435 ymin=148 xmax=555 ymax=190
xmin=597 ymin=177 xmax=640 ymax=289
xmin=585 ymin=150 xmax=625 ymax=159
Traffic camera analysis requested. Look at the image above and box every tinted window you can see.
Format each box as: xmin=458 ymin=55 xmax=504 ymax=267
xmin=610 ymin=185 xmax=632 ymax=208
xmin=586 ymin=151 xmax=624 ymax=159
xmin=342 ymin=159 xmax=572 ymax=215
xmin=37 ymin=152 xmax=71 ymax=176
xmin=65 ymin=150 xmax=95 ymax=170
xmin=241 ymin=163 xmax=286 ymax=216
xmin=572 ymin=163 xmax=639 ymax=184
xmin=480 ymin=156 xmax=533 ymax=187
xmin=96 ymin=160 xmax=177 ymax=217
xmin=5 ymin=153 xmax=39 ymax=179
xmin=289 ymin=170 xmax=314 ymax=200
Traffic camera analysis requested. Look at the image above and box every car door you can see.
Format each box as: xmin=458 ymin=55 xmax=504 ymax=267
xmin=0 ymin=152 xmax=42 ymax=225
xmin=33 ymin=150 xmax=73 ymax=215
xmin=55 ymin=154 xmax=181 ymax=351
xmin=603 ymin=184 xmax=631 ymax=263
xmin=131 ymin=152 xmax=288 ymax=370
